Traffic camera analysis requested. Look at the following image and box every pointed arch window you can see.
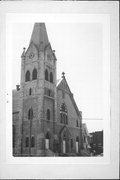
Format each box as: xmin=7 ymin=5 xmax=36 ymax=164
xmin=31 ymin=136 xmax=35 ymax=147
xmin=60 ymin=103 xmax=68 ymax=124
xmin=25 ymin=137 xmax=29 ymax=147
xmin=76 ymin=120 xmax=79 ymax=127
xmin=32 ymin=68 xmax=37 ymax=80
xmin=28 ymin=108 xmax=33 ymax=120
xmin=47 ymin=109 xmax=50 ymax=120
xmin=29 ymin=88 xmax=32 ymax=95
xmin=50 ymin=72 xmax=53 ymax=83
xmin=45 ymin=69 xmax=48 ymax=81
xmin=25 ymin=70 xmax=30 ymax=82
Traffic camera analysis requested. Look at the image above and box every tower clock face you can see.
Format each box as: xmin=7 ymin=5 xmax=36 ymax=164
xmin=29 ymin=53 xmax=34 ymax=59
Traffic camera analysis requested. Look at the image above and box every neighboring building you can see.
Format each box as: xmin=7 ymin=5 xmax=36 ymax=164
xmin=90 ymin=130 xmax=103 ymax=155
xmin=81 ymin=123 xmax=91 ymax=156
xmin=12 ymin=23 xmax=83 ymax=156
xmin=82 ymin=123 xmax=91 ymax=150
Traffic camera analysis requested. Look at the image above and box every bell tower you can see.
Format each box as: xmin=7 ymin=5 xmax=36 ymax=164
xmin=20 ymin=23 xmax=57 ymax=156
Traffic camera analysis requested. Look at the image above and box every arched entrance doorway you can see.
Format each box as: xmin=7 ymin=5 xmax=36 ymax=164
xmin=59 ymin=126 xmax=71 ymax=155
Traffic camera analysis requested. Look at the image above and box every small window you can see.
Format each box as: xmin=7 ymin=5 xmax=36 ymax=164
xmin=25 ymin=71 xmax=30 ymax=82
xmin=50 ymin=72 xmax=53 ymax=83
xmin=28 ymin=108 xmax=33 ymax=120
xmin=31 ymin=136 xmax=35 ymax=147
xmin=65 ymin=115 xmax=68 ymax=124
xmin=29 ymin=88 xmax=32 ymax=95
xmin=76 ymin=120 xmax=79 ymax=127
xmin=45 ymin=69 xmax=48 ymax=81
xmin=32 ymin=68 xmax=37 ymax=80
xmin=26 ymin=137 xmax=29 ymax=147
xmin=60 ymin=103 xmax=68 ymax=124
xmin=63 ymin=114 xmax=65 ymax=124
xmin=60 ymin=113 xmax=63 ymax=123
xmin=47 ymin=109 xmax=50 ymax=120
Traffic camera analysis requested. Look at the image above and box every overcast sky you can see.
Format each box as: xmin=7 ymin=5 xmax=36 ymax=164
xmin=12 ymin=23 xmax=103 ymax=132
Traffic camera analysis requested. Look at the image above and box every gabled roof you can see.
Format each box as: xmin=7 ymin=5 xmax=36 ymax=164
xmin=57 ymin=76 xmax=81 ymax=117
xmin=56 ymin=78 xmax=62 ymax=86
xmin=29 ymin=23 xmax=49 ymax=50
xmin=57 ymin=75 xmax=71 ymax=93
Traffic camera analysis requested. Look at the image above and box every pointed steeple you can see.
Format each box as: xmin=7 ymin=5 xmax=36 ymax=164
xmin=30 ymin=23 xmax=49 ymax=49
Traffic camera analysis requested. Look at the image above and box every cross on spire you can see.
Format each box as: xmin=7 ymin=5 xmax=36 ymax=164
xmin=21 ymin=47 xmax=26 ymax=58
xmin=62 ymin=72 xmax=65 ymax=79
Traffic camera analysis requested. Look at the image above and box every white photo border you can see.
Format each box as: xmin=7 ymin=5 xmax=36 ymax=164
xmin=0 ymin=1 xmax=119 ymax=179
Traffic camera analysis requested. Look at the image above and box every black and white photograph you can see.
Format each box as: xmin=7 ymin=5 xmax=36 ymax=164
xmin=0 ymin=1 xmax=119 ymax=179
xmin=12 ymin=21 xmax=104 ymax=157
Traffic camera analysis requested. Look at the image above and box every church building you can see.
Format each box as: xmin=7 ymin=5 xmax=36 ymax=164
xmin=12 ymin=23 xmax=83 ymax=156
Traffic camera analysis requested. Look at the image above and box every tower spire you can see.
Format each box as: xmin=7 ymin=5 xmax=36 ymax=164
xmin=30 ymin=23 xmax=49 ymax=49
